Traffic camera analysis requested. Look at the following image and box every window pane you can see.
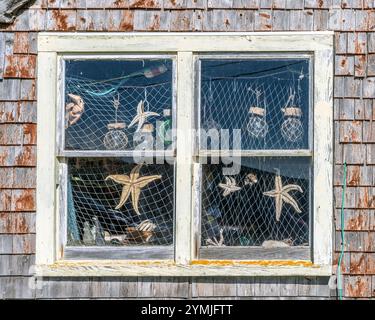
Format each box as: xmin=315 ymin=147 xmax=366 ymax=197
xmin=200 ymin=58 xmax=310 ymax=150
xmin=67 ymin=158 xmax=174 ymax=247
xmin=64 ymin=59 xmax=174 ymax=151
xmin=201 ymin=157 xmax=311 ymax=248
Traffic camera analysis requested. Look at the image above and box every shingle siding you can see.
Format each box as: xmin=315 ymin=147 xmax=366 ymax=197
xmin=0 ymin=0 xmax=374 ymax=299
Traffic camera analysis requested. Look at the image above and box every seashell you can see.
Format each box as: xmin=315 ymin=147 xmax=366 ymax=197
xmin=244 ymin=173 xmax=258 ymax=186
xmin=262 ymin=240 xmax=291 ymax=248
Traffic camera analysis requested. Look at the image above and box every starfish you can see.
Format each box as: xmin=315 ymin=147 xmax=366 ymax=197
xmin=263 ymin=174 xmax=303 ymax=222
xmin=105 ymin=164 xmax=161 ymax=215
xmin=128 ymin=100 xmax=159 ymax=132
xmin=218 ymin=176 xmax=242 ymax=197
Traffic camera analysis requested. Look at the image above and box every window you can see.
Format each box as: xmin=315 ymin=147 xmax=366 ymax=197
xmin=36 ymin=33 xmax=333 ymax=276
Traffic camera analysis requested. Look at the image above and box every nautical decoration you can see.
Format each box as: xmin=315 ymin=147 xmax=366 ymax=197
xmin=105 ymin=164 xmax=162 ymax=214
xmin=133 ymin=123 xmax=155 ymax=150
xmin=0 ymin=0 xmax=34 ymax=24
xmin=103 ymin=94 xmax=128 ymax=150
xmin=125 ymin=219 xmax=157 ymax=243
xmin=128 ymin=100 xmax=159 ymax=133
xmin=246 ymin=88 xmax=268 ymax=139
xmin=263 ymin=172 xmax=303 ymax=222
xmin=104 ymin=232 xmax=127 ymax=245
xmin=93 ymin=216 xmax=105 ymax=246
xmin=125 ymin=227 xmax=154 ymax=244
xmin=244 ymin=173 xmax=258 ymax=186
xmin=262 ymin=239 xmax=292 ymax=248
xmin=218 ymin=176 xmax=242 ymax=197
xmin=206 ymin=228 xmax=225 ymax=246
xmin=137 ymin=219 xmax=157 ymax=232
xmin=82 ymin=221 xmax=95 ymax=245
xmin=281 ymin=88 xmax=303 ymax=143
xmin=65 ymin=93 xmax=85 ymax=127
xmin=144 ymin=65 xmax=168 ymax=79
xmin=247 ymin=106 xmax=268 ymax=139
xmin=157 ymin=108 xmax=173 ymax=147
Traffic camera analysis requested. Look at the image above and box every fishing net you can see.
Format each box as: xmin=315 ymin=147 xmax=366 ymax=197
xmin=64 ymin=59 xmax=175 ymax=247
xmin=65 ymin=59 xmax=173 ymax=151
xmin=67 ymin=158 xmax=174 ymax=247
xmin=199 ymin=59 xmax=312 ymax=250
xmin=200 ymin=157 xmax=311 ymax=248
xmin=200 ymin=59 xmax=310 ymax=150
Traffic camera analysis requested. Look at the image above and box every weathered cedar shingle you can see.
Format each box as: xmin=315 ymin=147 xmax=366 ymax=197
xmin=350 ymin=252 xmax=367 ymax=274
xmin=133 ymin=10 xmax=171 ymax=31
xmin=0 ymin=277 xmax=35 ymax=299
xmin=344 ymin=275 xmax=372 ymax=297
xmin=339 ymin=120 xmax=362 ymax=143
xmin=233 ymin=0 xmax=260 ymax=9
xmin=106 ymin=10 xmax=134 ymax=31
xmin=11 ymin=189 xmax=36 ymax=212
xmin=354 ymin=55 xmax=367 ymax=77
xmin=335 ymin=56 xmax=354 ymax=75
xmin=129 ymin=0 xmax=163 ymax=8
xmin=0 ymin=212 xmax=36 ymax=234
xmin=335 ymin=209 xmax=370 ymax=231
xmin=0 ymin=255 xmax=35 ymax=276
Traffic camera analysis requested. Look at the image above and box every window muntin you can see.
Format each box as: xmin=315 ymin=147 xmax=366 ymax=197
xmin=196 ymin=56 xmax=313 ymax=260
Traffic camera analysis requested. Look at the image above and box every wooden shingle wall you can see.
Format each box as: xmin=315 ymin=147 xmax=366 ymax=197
xmin=0 ymin=0 xmax=374 ymax=299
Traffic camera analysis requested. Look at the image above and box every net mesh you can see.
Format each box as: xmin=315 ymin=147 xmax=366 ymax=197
xmin=201 ymin=158 xmax=311 ymax=248
xmin=200 ymin=59 xmax=310 ymax=150
xmin=65 ymin=70 xmax=173 ymax=151
xmin=67 ymin=158 xmax=174 ymax=247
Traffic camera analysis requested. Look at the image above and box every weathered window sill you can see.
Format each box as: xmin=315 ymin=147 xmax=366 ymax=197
xmin=35 ymin=260 xmax=332 ymax=277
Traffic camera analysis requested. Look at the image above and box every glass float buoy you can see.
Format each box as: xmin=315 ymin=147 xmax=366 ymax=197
xmin=103 ymin=122 xmax=128 ymax=150
xmin=280 ymin=107 xmax=303 ymax=143
xmin=246 ymin=106 xmax=268 ymax=139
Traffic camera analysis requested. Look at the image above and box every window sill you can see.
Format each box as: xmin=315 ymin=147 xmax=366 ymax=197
xmin=35 ymin=260 xmax=332 ymax=277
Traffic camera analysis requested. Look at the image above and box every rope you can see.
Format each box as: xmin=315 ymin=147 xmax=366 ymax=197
xmin=337 ymin=161 xmax=347 ymax=300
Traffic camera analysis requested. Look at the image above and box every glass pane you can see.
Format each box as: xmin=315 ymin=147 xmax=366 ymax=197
xmin=67 ymin=158 xmax=174 ymax=247
xmin=64 ymin=58 xmax=174 ymax=151
xmin=201 ymin=157 xmax=311 ymax=247
xmin=200 ymin=58 xmax=310 ymax=150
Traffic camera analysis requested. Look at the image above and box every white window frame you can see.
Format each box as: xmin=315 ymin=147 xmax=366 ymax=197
xmin=36 ymin=32 xmax=334 ymax=277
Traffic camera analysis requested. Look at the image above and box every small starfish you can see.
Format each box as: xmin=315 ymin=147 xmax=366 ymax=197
xmin=218 ymin=176 xmax=242 ymax=197
xmin=128 ymin=100 xmax=159 ymax=132
xmin=263 ymin=174 xmax=303 ymax=222
xmin=206 ymin=228 xmax=225 ymax=247
xmin=105 ymin=164 xmax=161 ymax=215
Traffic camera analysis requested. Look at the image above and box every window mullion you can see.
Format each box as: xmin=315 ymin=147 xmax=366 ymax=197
xmin=175 ymin=51 xmax=195 ymax=265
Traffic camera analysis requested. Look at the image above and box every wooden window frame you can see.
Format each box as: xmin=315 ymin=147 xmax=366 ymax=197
xmin=36 ymin=32 xmax=334 ymax=277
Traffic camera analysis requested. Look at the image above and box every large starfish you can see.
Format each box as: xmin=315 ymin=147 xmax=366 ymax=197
xmin=128 ymin=100 xmax=159 ymax=132
xmin=263 ymin=174 xmax=303 ymax=222
xmin=105 ymin=164 xmax=161 ymax=215
xmin=218 ymin=176 xmax=241 ymax=197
